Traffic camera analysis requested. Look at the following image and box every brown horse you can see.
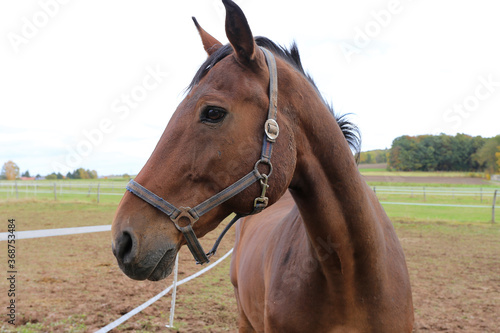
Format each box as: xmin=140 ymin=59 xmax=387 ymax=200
xmin=111 ymin=0 xmax=414 ymax=331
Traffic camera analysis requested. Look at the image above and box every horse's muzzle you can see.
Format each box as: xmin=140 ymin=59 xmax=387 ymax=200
xmin=112 ymin=228 xmax=177 ymax=281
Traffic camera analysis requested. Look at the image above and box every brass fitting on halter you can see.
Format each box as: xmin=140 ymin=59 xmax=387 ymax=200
xmin=254 ymin=174 xmax=270 ymax=212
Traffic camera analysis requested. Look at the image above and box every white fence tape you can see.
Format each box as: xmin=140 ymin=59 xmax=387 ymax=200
xmin=0 ymin=225 xmax=111 ymax=241
xmin=95 ymin=248 xmax=234 ymax=333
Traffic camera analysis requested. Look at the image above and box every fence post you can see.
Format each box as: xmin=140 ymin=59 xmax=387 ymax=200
xmin=423 ymin=187 xmax=426 ymax=202
xmin=97 ymin=183 xmax=100 ymax=204
xmin=53 ymin=183 xmax=57 ymax=200
xmin=492 ymin=189 xmax=498 ymax=223
xmin=373 ymin=186 xmax=376 ymax=195
xmin=15 ymin=182 xmax=18 ymax=199
xmin=88 ymin=185 xmax=91 ymax=197
xmin=166 ymin=254 xmax=179 ymax=329
xmin=480 ymin=187 xmax=483 ymax=203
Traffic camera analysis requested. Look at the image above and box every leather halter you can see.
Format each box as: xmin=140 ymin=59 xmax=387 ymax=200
xmin=126 ymin=47 xmax=279 ymax=264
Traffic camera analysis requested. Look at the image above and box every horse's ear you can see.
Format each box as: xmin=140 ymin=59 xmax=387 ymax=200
xmin=192 ymin=17 xmax=223 ymax=56
xmin=222 ymin=0 xmax=257 ymax=63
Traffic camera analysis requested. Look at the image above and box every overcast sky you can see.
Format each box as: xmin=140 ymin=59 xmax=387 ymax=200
xmin=1 ymin=0 xmax=499 ymax=176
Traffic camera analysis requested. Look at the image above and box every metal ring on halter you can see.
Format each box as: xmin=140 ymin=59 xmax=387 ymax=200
xmin=254 ymin=159 xmax=273 ymax=178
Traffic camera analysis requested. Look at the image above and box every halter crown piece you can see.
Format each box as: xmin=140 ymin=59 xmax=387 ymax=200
xmin=126 ymin=47 xmax=279 ymax=264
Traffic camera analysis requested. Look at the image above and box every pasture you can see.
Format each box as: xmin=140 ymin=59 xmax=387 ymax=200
xmin=1 ymin=177 xmax=499 ymax=332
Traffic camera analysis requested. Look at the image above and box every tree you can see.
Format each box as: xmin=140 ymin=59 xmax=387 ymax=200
xmin=375 ymin=150 xmax=388 ymax=163
xmin=388 ymin=134 xmax=487 ymax=172
xmin=45 ymin=173 xmax=57 ymax=180
xmin=1 ymin=161 xmax=20 ymax=180
xmin=473 ymin=135 xmax=500 ymax=174
xmin=21 ymin=170 xmax=31 ymax=177
xmin=496 ymin=147 xmax=500 ymax=171
xmin=88 ymin=170 xmax=98 ymax=179
xmin=359 ymin=149 xmax=388 ymax=164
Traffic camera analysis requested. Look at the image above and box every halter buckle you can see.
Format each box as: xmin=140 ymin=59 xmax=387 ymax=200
xmin=264 ymin=119 xmax=279 ymax=142
xmin=170 ymin=207 xmax=199 ymax=231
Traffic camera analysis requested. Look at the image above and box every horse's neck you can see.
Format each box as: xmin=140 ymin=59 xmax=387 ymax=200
xmin=287 ymin=80 xmax=382 ymax=280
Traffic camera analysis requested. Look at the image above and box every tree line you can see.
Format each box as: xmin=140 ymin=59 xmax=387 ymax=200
xmin=387 ymin=134 xmax=500 ymax=173
xmin=46 ymin=168 xmax=98 ymax=180
xmin=0 ymin=161 xmax=98 ymax=180
xmin=359 ymin=149 xmax=388 ymax=164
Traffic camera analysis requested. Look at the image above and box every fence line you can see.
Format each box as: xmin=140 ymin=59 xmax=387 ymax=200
xmin=1 ymin=182 xmax=498 ymax=222
xmin=380 ymin=202 xmax=491 ymax=209
xmin=2 ymin=182 xmax=498 ymax=197
xmin=0 ymin=225 xmax=111 ymax=241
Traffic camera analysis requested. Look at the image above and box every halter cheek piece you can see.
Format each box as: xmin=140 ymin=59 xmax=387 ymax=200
xmin=126 ymin=47 xmax=279 ymax=265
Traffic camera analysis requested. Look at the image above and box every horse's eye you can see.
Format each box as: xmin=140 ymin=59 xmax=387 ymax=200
xmin=202 ymin=107 xmax=227 ymax=123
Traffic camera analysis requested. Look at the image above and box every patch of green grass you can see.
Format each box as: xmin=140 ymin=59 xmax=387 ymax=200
xmin=0 ymin=200 xmax=117 ymax=231
xmin=393 ymin=218 xmax=500 ymax=235
xmin=360 ymin=170 xmax=485 ymax=178
xmin=375 ymin=191 xmax=497 ymax=205
xmin=0 ymin=180 xmax=126 ymax=204
xmin=367 ymin=181 xmax=498 ymax=188
xmin=383 ymin=203 xmax=496 ymax=224
xmin=358 ymin=168 xmax=387 ymax=172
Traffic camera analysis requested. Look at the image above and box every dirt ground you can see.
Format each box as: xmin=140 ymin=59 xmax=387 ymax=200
xmin=398 ymin=222 xmax=499 ymax=332
xmin=1 ymin=211 xmax=499 ymax=332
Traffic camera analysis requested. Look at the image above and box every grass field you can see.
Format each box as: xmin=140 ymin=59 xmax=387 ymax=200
xmin=0 ymin=180 xmax=127 ymax=205
xmin=1 ymin=200 xmax=499 ymax=332
xmin=361 ymin=168 xmax=485 ymax=178
xmin=357 ymin=163 xmax=486 ymax=178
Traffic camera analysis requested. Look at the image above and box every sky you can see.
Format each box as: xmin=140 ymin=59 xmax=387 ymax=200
xmin=1 ymin=0 xmax=499 ymax=177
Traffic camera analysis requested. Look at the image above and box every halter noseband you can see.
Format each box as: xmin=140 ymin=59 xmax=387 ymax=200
xmin=126 ymin=47 xmax=279 ymax=264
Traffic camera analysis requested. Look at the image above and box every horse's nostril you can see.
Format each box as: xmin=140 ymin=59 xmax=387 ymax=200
xmin=115 ymin=231 xmax=135 ymax=264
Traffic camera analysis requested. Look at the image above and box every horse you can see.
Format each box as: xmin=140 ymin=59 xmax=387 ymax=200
xmin=111 ymin=0 xmax=414 ymax=331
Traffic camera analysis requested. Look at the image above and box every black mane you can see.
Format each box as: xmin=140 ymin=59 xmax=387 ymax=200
xmin=188 ymin=37 xmax=361 ymax=159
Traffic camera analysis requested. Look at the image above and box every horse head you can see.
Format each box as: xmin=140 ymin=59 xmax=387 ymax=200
xmin=112 ymin=0 xmax=295 ymax=281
